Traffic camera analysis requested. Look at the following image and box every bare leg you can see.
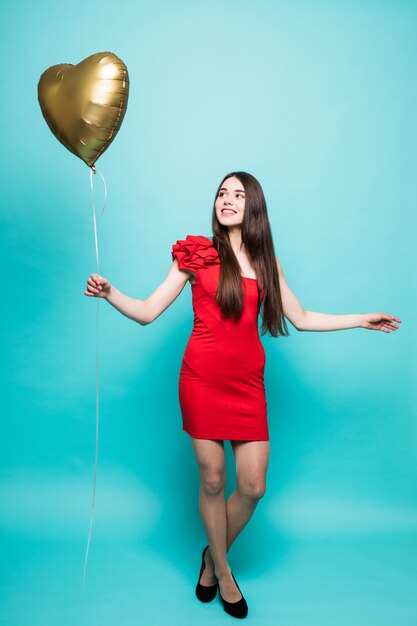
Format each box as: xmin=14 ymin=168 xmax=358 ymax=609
xmin=190 ymin=438 xmax=229 ymax=580
xmin=226 ymin=439 xmax=270 ymax=547
xmin=190 ymin=437 xmax=269 ymax=602
xmin=204 ymin=439 xmax=269 ymax=567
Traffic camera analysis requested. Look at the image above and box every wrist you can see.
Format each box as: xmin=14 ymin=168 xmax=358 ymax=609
xmin=357 ymin=314 xmax=365 ymax=328
xmin=106 ymin=284 xmax=115 ymax=302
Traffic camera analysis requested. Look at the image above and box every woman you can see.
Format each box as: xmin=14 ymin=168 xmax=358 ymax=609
xmin=84 ymin=171 xmax=401 ymax=619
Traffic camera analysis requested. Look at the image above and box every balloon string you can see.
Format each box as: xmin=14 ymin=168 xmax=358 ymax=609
xmin=90 ymin=167 xmax=107 ymax=265
xmin=82 ymin=166 xmax=107 ymax=586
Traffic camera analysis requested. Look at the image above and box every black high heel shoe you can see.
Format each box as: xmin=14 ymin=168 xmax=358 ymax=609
xmin=195 ymin=545 xmax=218 ymax=602
xmin=218 ymin=571 xmax=248 ymax=619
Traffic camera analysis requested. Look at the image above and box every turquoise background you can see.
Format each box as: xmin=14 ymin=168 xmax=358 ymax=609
xmin=1 ymin=0 xmax=416 ymax=624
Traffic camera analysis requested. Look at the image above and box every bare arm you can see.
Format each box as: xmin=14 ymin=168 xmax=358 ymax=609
xmin=299 ymin=311 xmax=363 ymax=332
xmin=275 ymin=257 xmax=306 ymax=330
xmin=276 ymin=257 xmax=363 ymax=331
xmin=85 ymin=259 xmax=193 ymax=325
xmin=276 ymin=258 xmax=401 ymax=333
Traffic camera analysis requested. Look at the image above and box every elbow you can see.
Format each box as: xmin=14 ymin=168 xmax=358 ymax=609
xmin=293 ymin=311 xmax=306 ymax=332
xmin=138 ymin=301 xmax=154 ymax=326
xmin=137 ymin=310 xmax=154 ymax=326
xmin=138 ymin=315 xmax=153 ymax=326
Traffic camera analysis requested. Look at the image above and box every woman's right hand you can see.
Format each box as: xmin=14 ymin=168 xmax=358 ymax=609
xmin=84 ymin=273 xmax=112 ymax=299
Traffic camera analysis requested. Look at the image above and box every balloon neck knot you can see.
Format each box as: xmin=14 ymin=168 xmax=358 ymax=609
xmin=91 ymin=165 xmax=97 ymax=174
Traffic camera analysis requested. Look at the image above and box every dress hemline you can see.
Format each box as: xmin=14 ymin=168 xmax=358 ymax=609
xmin=183 ymin=427 xmax=269 ymax=442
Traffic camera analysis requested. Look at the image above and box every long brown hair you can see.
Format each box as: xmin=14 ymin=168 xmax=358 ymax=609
xmin=211 ymin=171 xmax=289 ymax=338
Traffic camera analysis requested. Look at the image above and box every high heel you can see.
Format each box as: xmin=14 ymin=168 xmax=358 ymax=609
xmin=218 ymin=572 xmax=248 ymax=619
xmin=195 ymin=545 xmax=218 ymax=602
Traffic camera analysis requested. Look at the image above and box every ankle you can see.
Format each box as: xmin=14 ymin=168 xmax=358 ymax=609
xmin=215 ymin=566 xmax=232 ymax=580
xmin=207 ymin=545 xmax=230 ymax=565
xmin=205 ymin=547 xmax=213 ymax=562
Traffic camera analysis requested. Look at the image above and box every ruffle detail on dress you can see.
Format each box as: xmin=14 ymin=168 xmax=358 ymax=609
xmin=171 ymin=235 xmax=220 ymax=272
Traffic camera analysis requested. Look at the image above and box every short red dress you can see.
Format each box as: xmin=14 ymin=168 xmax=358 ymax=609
xmin=171 ymin=234 xmax=269 ymax=441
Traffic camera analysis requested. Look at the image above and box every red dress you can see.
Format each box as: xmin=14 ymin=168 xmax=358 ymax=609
xmin=171 ymin=234 xmax=269 ymax=441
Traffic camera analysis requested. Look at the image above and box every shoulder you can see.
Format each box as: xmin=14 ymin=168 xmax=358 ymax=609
xmin=171 ymin=234 xmax=219 ymax=271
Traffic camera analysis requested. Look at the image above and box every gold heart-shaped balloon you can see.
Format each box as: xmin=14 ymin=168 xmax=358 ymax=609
xmin=38 ymin=51 xmax=129 ymax=168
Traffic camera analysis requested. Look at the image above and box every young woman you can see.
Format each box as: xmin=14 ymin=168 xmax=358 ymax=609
xmin=84 ymin=171 xmax=401 ymax=619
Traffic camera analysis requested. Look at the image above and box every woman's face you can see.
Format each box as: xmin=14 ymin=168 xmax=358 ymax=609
xmin=215 ymin=176 xmax=246 ymax=227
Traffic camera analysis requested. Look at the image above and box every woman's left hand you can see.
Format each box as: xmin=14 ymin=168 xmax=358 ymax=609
xmin=360 ymin=313 xmax=402 ymax=333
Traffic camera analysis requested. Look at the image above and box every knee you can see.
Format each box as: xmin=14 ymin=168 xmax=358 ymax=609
xmin=200 ymin=472 xmax=226 ymax=497
xmin=238 ymin=480 xmax=266 ymax=501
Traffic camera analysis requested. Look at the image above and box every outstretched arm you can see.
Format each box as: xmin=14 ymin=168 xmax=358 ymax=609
xmin=275 ymin=258 xmax=402 ymax=333
xmin=84 ymin=259 xmax=192 ymax=325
